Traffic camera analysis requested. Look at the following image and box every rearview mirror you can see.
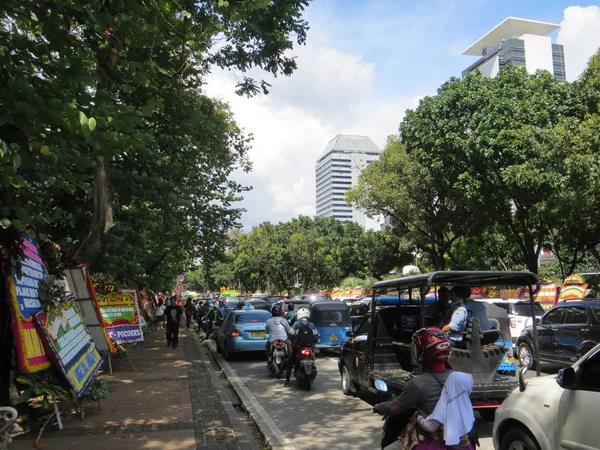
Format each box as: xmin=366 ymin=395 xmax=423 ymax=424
xmin=556 ymin=367 xmax=576 ymax=389
xmin=374 ymin=379 xmax=388 ymax=393
xmin=518 ymin=367 xmax=528 ymax=392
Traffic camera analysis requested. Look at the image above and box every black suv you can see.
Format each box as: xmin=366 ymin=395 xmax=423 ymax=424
xmin=517 ymin=300 xmax=600 ymax=369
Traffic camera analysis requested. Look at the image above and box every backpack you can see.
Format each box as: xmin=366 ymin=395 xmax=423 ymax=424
xmin=295 ymin=321 xmax=315 ymax=347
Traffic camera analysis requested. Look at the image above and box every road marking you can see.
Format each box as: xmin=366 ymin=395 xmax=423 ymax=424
xmin=206 ymin=340 xmax=296 ymax=450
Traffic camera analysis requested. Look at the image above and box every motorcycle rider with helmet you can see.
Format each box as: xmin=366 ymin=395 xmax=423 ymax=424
xmin=373 ymin=327 xmax=454 ymax=449
xmin=284 ymin=307 xmax=319 ymax=387
xmin=265 ymin=305 xmax=291 ymax=360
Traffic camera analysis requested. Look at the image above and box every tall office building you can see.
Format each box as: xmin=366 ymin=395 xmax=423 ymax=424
xmin=462 ymin=17 xmax=566 ymax=81
xmin=315 ymin=135 xmax=382 ymax=229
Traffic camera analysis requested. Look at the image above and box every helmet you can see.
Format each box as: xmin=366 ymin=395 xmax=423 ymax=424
xmin=271 ymin=305 xmax=281 ymax=317
xmin=296 ymin=307 xmax=310 ymax=321
xmin=412 ymin=327 xmax=452 ymax=365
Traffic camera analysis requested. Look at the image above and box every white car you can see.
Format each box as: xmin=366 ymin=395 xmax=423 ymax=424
xmin=475 ymin=298 xmax=544 ymax=348
xmin=493 ymin=343 xmax=600 ymax=450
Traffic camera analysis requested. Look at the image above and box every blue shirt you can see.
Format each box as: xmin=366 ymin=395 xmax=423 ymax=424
xmin=448 ymin=301 xmax=468 ymax=341
xmin=464 ymin=300 xmax=494 ymax=331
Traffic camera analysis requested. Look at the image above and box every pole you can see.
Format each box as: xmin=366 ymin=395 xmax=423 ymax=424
xmin=528 ymin=283 xmax=541 ymax=377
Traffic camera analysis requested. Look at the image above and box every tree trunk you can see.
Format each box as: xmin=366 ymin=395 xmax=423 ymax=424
xmin=522 ymin=230 xmax=539 ymax=274
xmin=73 ymin=158 xmax=113 ymax=266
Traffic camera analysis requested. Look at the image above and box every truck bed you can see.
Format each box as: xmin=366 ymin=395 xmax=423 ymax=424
xmin=368 ymin=368 xmax=517 ymax=406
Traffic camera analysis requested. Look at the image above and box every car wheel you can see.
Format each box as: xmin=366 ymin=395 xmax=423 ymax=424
xmin=341 ymin=365 xmax=354 ymax=396
xmin=518 ymin=342 xmax=535 ymax=369
xmin=500 ymin=427 xmax=540 ymax=450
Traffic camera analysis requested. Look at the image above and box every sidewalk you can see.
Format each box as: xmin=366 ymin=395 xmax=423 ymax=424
xmin=11 ymin=329 xmax=261 ymax=450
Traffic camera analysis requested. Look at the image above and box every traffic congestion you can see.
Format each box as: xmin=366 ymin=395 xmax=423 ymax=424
xmin=178 ymin=267 xmax=600 ymax=450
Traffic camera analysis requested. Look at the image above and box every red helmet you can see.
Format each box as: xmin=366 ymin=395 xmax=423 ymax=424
xmin=412 ymin=327 xmax=452 ymax=364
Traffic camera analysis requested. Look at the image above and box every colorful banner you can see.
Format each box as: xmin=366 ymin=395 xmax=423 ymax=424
xmin=137 ymin=289 xmax=155 ymax=321
xmin=97 ymin=291 xmax=144 ymax=344
xmin=35 ymin=301 xmax=103 ymax=396
xmin=4 ymin=234 xmax=51 ymax=373
xmin=522 ymin=283 xmax=559 ymax=309
xmin=63 ymin=265 xmax=113 ymax=353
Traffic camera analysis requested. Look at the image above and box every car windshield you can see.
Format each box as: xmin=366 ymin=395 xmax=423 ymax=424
xmin=311 ymin=308 xmax=352 ymax=327
xmin=235 ymin=311 xmax=271 ymax=324
xmin=512 ymin=303 xmax=544 ymax=316
xmin=308 ymin=294 xmax=332 ymax=301
xmin=225 ymin=301 xmax=238 ymax=308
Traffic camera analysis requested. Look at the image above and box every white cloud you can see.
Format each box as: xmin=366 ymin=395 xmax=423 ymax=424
xmin=205 ymin=39 xmax=421 ymax=227
xmin=558 ymin=5 xmax=600 ymax=81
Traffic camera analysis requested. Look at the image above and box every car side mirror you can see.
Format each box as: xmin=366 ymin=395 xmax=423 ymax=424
xmin=346 ymin=331 xmax=354 ymax=339
xmin=535 ymin=317 xmax=541 ymax=325
xmin=556 ymin=367 xmax=576 ymax=389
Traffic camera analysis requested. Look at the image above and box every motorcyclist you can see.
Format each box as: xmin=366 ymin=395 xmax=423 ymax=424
xmin=284 ymin=307 xmax=319 ymax=387
xmin=265 ymin=305 xmax=291 ymax=361
xmin=285 ymin=304 xmax=297 ymax=325
xmin=373 ymin=327 xmax=454 ymax=449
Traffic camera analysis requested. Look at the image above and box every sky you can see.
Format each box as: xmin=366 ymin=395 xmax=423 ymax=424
xmin=204 ymin=1 xmax=600 ymax=229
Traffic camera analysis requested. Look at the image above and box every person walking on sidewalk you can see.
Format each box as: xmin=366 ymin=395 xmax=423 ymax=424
xmin=164 ymin=297 xmax=183 ymax=349
xmin=156 ymin=300 xmax=166 ymax=330
xmin=184 ymin=297 xmax=195 ymax=329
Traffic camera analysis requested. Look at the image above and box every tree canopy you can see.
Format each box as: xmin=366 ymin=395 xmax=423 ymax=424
xmin=349 ymin=52 xmax=600 ymax=275
xmin=1 ymin=0 xmax=312 ymax=290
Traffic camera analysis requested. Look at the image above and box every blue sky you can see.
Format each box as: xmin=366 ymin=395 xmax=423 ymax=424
xmin=205 ymin=2 xmax=600 ymax=228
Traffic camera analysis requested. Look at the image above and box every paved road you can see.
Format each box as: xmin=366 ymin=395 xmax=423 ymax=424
xmin=224 ymin=350 xmax=511 ymax=450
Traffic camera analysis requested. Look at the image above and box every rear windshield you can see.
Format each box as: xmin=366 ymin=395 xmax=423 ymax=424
xmin=512 ymin=303 xmax=544 ymax=316
xmin=311 ymin=309 xmax=352 ymax=327
xmin=235 ymin=311 xmax=271 ymax=324
xmin=225 ymin=301 xmax=238 ymax=308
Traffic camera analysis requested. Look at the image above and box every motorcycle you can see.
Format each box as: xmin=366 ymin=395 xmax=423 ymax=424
xmin=0 ymin=406 xmax=18 ymax=449
xmin=293 ymin=347 xmax=317 ymax=390
xmin=266 ymin=340 xmax=288 ymax=378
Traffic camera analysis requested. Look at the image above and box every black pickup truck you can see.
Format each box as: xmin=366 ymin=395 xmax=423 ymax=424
xmin=338 ymin=270 xmax=541 ymax=420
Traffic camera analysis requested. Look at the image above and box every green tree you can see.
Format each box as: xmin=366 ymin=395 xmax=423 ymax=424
xmin=400 ymin=67 xmax=582 ymax=273
xmin=1 ymin=0 xmax=313 ymax=291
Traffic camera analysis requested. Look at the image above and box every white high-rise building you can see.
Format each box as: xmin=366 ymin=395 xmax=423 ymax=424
xmin=462 ymin=17 xmax=566 ymax=81
xmin=315 ymin=135 xmax=382 ymax=230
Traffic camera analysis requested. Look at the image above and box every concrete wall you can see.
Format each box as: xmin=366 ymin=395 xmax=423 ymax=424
xmin=520 ymin=33 xmax=554 ymax=75
xmin=479 ymin=56 xmax=500 ymax=77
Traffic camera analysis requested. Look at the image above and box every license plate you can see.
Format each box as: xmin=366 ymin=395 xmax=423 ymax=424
xmin=328 ymin=335 xmax=339 ymax=341
xmin=250 ymin=331 xmax=266 ymax=337
xmin=301 ymin=359 xmax=314 ymax=366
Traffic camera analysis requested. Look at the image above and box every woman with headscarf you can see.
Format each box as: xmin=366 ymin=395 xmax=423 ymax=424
xmin=414 ymin=371 xmax=475 ymax=450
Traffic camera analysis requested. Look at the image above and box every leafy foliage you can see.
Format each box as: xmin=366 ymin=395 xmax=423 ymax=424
xmin=191 ymin=217 xmax=411 ymax=293
xmin=0 ymin=0 xmax=313 ymax=291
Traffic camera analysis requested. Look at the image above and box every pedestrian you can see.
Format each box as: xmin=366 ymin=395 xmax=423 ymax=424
xmin=156 ymin=300 xmax=166 ymax=330
xmin=184 ymin=297 xmax=195 ymax=329
xmin=164 ymin=297 xmax=183 ymax=349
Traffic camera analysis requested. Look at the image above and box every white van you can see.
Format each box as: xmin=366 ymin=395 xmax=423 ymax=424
xmin=475 ymin=298 xmax=544 ymax=348
xmin=493 ymin=343 xmax=600 ymax=450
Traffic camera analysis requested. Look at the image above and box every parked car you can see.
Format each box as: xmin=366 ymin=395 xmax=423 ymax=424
xmin=494 ymin=343 xmax=600 ymax=450
xmin=476 ymin=298 xmax=544 ymax=348
xmin=265 ymin=296 xmax=285 ymax=304
xmin=517 ymin=300 xmax=600 ymax=369
xmin=215 ymin=310 xmax=272 ymax=360
xmin=293 ymin=294 xmax=333 ymax=302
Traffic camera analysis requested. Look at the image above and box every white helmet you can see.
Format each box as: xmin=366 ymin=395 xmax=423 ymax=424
xmin=296 ymin=307 xmax=310 ymax=320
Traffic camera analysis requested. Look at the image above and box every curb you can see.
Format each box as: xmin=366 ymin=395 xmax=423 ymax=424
xmin=204 ymin=339 xmax=296 ymax=450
